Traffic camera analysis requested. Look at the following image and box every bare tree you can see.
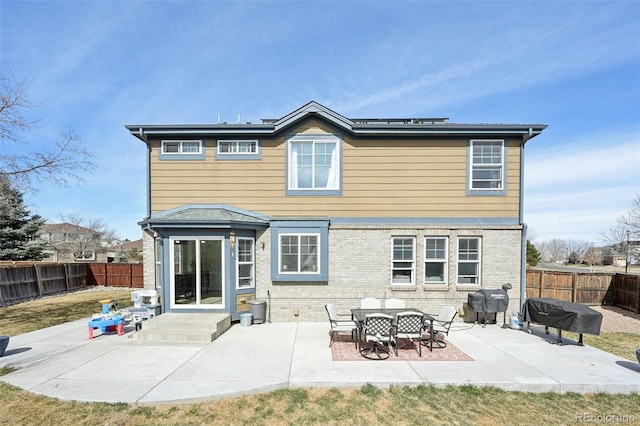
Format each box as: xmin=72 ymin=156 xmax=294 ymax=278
xmin=565 ymin=239 xmax=591 ymax=264
xmin=583 ymin=245 xmax=602 ymax=267
xmin=601 ymin=194 xmax=640 ymax=268
xmin=540 ymin=239 xmax=567 ymax=263
xmin=619 ymin=194 xmax=640 ymax=236
xmin=603 ymin=194 xmax=640 ymax=246
xmin=0 ymin=70 xmax=94 ymax=192
xmin=53 ymin=213 xmax=120 ymax=260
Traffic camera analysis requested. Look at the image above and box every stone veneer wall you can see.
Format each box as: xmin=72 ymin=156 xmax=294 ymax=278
xmin=255 ymin=225 xmax=522 ymax=322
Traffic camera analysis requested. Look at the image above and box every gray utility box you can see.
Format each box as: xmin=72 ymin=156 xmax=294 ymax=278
xmin=248 ymin=299 xmax=267 ymax=324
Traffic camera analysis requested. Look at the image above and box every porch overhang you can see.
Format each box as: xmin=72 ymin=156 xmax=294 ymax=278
xmin=139 ymin=204 xmax=270 ymax=231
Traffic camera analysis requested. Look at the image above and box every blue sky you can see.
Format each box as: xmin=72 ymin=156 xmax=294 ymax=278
xmin=1 ymin=1 xmax=638 ymax=244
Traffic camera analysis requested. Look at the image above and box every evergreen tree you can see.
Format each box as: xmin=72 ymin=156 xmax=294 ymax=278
xmin=0 ymin=177 xmax=46 ymax=261
xmin=526 ymin=240 xmax=541 ymax=266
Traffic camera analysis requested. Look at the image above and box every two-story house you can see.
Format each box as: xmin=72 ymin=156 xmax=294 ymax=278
xmin=126 ymin=101 xmax=546 ymax=321
xmin=39 ymin=223 xmax=106 ymax=262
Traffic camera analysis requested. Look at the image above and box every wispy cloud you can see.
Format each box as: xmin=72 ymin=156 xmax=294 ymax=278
xmin=524 ymin=129 xmax=639 ymax=243
xmin=328 ymin=4 xmax=639 ymax=115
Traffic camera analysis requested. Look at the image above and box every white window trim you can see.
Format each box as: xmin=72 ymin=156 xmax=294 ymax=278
xmin=236 ymin=237 xmax=255 ymax=289
xmin=457 ymin=237 xmax=481 ymax=286
xmin=169 ymin=237 xmax=225 ymax=310
xmin=218 ymin=140 xmax=258 ymax=155
xmin=75 ymin=250 xmax=95 ymax=261
xmin=161 ymin=140 xmax=203 ymax=155
xmin=424 ymin=236 xmax=448 ymax=285
xmin=391 ymin=236 xmax=415 ymax=286
xmin=286 ymin=136 xmax=341 ymax=193
xmin=469 ymin=139 xmax=504 ymax=191
xmin=278 ymin=233 xmax=321 ymax=275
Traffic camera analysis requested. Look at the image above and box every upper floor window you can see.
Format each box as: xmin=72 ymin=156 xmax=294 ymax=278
xmin=287 ymin=136 xmax=341 ymax=196
xmin=159 ymin=140 xmax=205 ymax=160
xmin=425 ymin=237 xmax=448 ymax=284
xmin=216 ymin=140 xmax=261 ymax=160
xmin=468 ymin=140 xmax=505 ymax=194
xmin=392 ymin=236 xmax=415 ymax=285
xmin=219 ymin=140 xmax=257 ymax=154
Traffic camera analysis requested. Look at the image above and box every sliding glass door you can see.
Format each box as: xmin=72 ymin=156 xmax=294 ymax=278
xmin=171 ymin=238 xmax=223 ymax=308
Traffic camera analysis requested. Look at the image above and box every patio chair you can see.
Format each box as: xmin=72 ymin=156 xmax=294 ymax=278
xmin=384 ymin=298 xmax=405 ymax=309
xmin=325 ymin=304 xmax=358 ymax=348
xmin=393 ymin=311 xmax=424 ymax=356
xmin=360 ymin=313 xmax=394 ymax=360
xmin=424 ymin=305 xmax=458 ymax=348
xmin=360 ymin=298 xmax=382 ymax=309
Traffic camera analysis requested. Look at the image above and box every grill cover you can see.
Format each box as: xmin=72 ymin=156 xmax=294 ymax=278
xmin=478 ymin=289 xmax=509 ymax=313
xmin=522 ymin=298 xmax=602 ymax=335
xmin=467 ymin=289 xmax=509 ymax=313
xmin=467 ymin=292 xmax=485 ymax=312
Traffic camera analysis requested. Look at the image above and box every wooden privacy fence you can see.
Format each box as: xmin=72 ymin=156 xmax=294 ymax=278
xmin=0 ymin=263 xmax=143 ymax=306
xmin=0 ymin=263 xmax=88 ymax=306
xmin=87 ymin=263 xmax=143 ymax=288
xmin=526 ymin=269 xmax=640 ymax=313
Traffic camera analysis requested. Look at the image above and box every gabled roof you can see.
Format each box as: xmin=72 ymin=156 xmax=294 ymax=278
xmin=267 ymin=101 xmax=354 ymax=132
xmin=125 ymin=101 xmax=547 ymax=143
xmin=42 ymin=223 xmax=99 ymax=235
xmin=139 ymin=204 xmax=269 ymax=230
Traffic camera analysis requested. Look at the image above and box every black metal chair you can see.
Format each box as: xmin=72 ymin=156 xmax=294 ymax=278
xmin=325 ymin=304 xmax=358 ymax=348
xmin=393 ymin=311 xmax=424 ymax=356
xmin=359 ymin=313 xmax=394 ymax=360
xmin=423 ymin=305 xmax=457 ymax=348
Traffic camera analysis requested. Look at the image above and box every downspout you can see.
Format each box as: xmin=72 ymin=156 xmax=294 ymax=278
xmin=519 ymin=128 xmax=533 ymax=308
xmin=138 ymin=127 xmax=151 ymax=220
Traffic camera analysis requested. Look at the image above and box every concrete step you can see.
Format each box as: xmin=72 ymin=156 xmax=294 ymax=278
xmin=133 ymin=312 xmax=231 ymax=344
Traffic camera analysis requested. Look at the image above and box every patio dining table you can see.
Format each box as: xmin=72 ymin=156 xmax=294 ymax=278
xmin=351 ymin=308 xmax=436 ymax=352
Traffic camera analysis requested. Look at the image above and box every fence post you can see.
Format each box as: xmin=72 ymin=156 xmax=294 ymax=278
xmin=34 ymin=264 xmax=44 ymax=297
xmin=571 ymin=272 xmax=577 ymax=303
xmin=64 ymin=264 xmax=70 ymax=292
xmin=636 ymin=275 xmax=640 ymax=314
xmin=538 ymin=270 xmax=544 ymax=298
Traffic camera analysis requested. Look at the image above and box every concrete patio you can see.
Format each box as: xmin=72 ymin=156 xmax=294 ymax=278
xmin=0 ymin=317 xmax=638 ymax=404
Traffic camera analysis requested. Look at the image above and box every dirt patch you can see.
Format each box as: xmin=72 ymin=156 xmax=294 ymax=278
xmin=591 ymin=305 xmax=640 ymax=334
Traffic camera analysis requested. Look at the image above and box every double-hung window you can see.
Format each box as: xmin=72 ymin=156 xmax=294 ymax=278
xmin=425 ymin=237 xmax=448 ymax=284
xmin=469 ymin=140 xmax=504 ymax=193
xmin=237 ymin=238 xmax=255 ymax=288
xmin=287 ymin=136 xmax=341 ymax=195
xmin=270 ymin=220 xmax=329 ymax=282
xmin=280 ymin=234 xmax=319 ymax=274
xmin=392 ymin=237 xmax=415 ymax=285
xmin=160 ymin=140 xmax=204 ymax=160
xmin=457 ymin=237 xmax=481 ymax=285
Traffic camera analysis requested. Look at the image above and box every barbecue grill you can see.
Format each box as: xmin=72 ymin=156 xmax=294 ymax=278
xmin=521 ymin=298 xmax=602 ymax=346
xmin=467 ymin=284 xmax=511 ymax=327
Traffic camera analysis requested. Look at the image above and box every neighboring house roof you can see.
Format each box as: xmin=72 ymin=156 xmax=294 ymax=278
xmin=139 ymin=204 xmax=270 ymax=230
xmin=41 ymin=222 xmax=98 ymax=236
xmin=125 ymin=100 xmax=547 ymax=143
xmin=117 ymin=239 xmax=143 ymax=251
